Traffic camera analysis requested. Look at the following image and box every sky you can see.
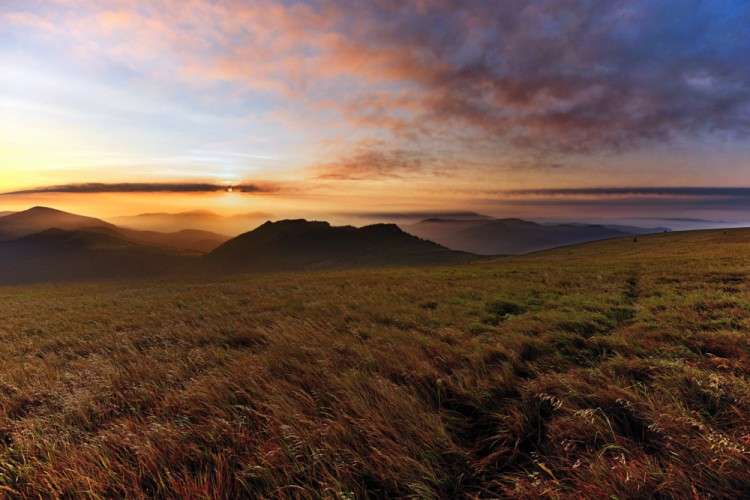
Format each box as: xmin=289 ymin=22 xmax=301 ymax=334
xmin=1 ymin=0 xmax=749 ymax=224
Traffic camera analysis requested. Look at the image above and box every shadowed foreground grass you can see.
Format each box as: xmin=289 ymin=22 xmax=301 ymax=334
xmin=2 ymin=229 xmax=750 ymax=497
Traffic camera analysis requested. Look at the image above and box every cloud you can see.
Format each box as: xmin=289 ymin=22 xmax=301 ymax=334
xmin=2 ymin=182 xmax=275 ymax=195
xmin=315 ymin=146 xmax=430 ymax=180
xmin=292 ymin=0 xmax=750 ymax=160
xmin=479 ymin=186 xmax=750 ymax=215
xmin=503 ymin=187 xmax=750 ymax=198
xmin=3 ymin=0 xmax=750 ymax=180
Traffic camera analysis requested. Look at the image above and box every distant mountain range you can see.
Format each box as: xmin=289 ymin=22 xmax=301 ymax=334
xmin=402 ymin=217 xmax=670 ymax=255
xmin=0 ymin=206 xmax=680 ymax=284
xmin=0 ymin=208 xmax=479 ymax=285
xmin=0 ymin=207 xmax=229 ymax=253
xmin=547 ymin=222 xmax=672 ymax=235
xmin=109 ymin=210 xmax=272 ymax=235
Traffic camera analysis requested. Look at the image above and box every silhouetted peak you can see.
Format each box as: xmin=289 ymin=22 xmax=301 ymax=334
xmin=253 ymin=219 xmax=331 ymax=236
xmin=22 ymin=206 xmax=68 ymax=215
xmin=204 ymin=218 xmax=471 ymax=272
xmin=1 ymin=207 xmax=112 ymax=229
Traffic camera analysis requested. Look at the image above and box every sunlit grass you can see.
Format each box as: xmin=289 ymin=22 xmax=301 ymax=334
xmin=1 ymin=229 xmax=750 ymax=497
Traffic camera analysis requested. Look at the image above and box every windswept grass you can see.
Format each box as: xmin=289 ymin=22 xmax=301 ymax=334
xmin=1 ymin=228 xmax=750 ymax=497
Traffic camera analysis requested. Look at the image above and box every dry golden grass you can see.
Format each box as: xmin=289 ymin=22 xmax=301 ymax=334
xmin=1 ymin=228 xmax=750 ymax=497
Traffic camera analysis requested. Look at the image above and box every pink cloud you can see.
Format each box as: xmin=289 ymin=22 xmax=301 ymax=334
xmin=4 ymin=0 xmax=749 ymax=181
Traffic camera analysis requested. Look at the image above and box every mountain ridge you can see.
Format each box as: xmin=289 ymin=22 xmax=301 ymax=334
xmin=110 ymin=210 xmax=273 ymax=234
xmin=0 ymin=206 xmax=229 ymax=253
xmin=203 ymin=219 xmax=478 ymax=273
xmin=0 ymin=212 xmax=481 ymax=284
xmin=402 ymin=217 xmax=670 ymax=255
xmin=0 ymin=207 xmax=688 ymax=284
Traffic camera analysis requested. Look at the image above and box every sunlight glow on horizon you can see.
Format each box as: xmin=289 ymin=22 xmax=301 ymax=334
xmin=1 ymin=0 xmax=749 ymax=222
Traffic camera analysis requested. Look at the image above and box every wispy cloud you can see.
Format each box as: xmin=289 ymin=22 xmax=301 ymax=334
xmin=315 ymin=145 xmax=431 ymax=181
xmin=503 ymin=187 xmax=750 ymax=198
xmin=479 ymin=186 xmax=750 ymax=217
xmin=0 ymin=0 xmax=750 ymax=178
xmin=2 ymin=182 xmax=275 ymax=195
xmin=2 ymin=0 xmax=749 ymax=184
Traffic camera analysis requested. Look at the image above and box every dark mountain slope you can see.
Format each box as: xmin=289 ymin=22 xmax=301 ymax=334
xmin=0 ymin=229 xmax=194 ymax=285
xmin=203 ymin=219 xmax=478 ymax=273
xmin=90 ymin=226 xmax=229 ymax=254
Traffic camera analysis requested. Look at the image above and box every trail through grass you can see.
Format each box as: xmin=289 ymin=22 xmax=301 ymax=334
xmin=1 ymin=229 xmax=750 ymax=497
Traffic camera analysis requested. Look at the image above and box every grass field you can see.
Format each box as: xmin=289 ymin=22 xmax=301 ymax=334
xmin=1 ymin=229 xmax=750 ymax=497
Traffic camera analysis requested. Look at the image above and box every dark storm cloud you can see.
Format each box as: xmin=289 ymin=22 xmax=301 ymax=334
xmin=323 ymin=0 xmax=750 ymax=156
xmin=2 ymin=183 xmax=275 ymax=195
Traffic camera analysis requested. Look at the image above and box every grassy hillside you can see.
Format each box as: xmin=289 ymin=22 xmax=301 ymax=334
xmin=1 ymin=229 xmax=750 ymax=497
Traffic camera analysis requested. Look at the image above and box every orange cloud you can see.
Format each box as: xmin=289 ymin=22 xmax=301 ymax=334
xmin=4 ymin=0 xmax=750 ymax=185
